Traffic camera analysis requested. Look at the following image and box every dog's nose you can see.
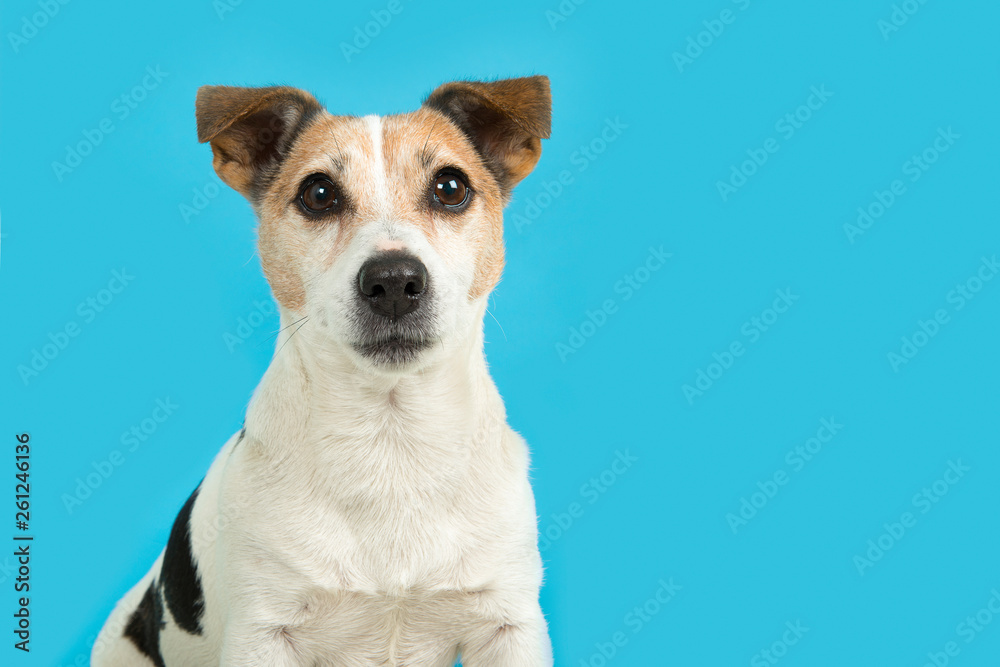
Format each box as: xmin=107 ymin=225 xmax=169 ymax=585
xmin=358 ymin=254 xmax=428 ymax=319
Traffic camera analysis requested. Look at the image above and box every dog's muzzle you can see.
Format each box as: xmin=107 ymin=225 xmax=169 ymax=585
xmin=352 ymin=251 xmax=434 ymax=364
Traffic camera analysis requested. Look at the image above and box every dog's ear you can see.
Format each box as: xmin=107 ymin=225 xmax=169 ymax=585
xmin=195 ymin=85 xmax=323 ymax=199
xmin=423 ymin=76 xmax=551 ymax=193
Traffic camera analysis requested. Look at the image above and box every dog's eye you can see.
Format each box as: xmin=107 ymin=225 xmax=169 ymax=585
xmin=432 ymin=172 xmax=469 ymax=208
xmin=300 ymin=177 xmax=339 ymax=213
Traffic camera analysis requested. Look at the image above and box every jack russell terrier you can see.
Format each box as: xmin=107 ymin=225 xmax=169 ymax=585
xmin=92 ymin=76 xmax=553 ymax=666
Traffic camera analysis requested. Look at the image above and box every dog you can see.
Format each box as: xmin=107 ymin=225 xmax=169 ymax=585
xmin=91 ymin=76 xmax=553 ymax=666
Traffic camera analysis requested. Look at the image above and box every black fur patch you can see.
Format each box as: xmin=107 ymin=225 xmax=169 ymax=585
xmin=123 ymin=581 xmax=166 ymax=667
xmin=250 ymin=104 xmax=324 ymax=203
xmin=160 ymin=484 xmax=205 ymax=635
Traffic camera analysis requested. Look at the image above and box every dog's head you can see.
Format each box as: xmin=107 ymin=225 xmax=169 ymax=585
xmin=196 ymin=77 xmax=550 ymax=371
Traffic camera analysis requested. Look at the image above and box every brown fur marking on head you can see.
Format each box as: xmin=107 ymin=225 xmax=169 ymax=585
xmin=196 ymin=85 xmax=326 ymax=311
xmin=382 ymin=108 xmax=508 ymax=299
xmin=422 ymin=76 xmax=551 ymax=196
xmin=195 ymin=85 xmax=323 ymax=200
xmin=254 ymin=114 xmax=372 ymax=311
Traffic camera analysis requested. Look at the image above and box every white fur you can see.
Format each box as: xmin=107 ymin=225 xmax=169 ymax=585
xmin=93 ymin=113 xmax=552 ymax=666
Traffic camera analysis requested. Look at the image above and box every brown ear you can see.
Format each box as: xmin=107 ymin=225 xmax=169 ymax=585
xmin=195 ymin=85 xmax=323 ymax=200
xmin=423 ymin=76 xmax=551 ymax=193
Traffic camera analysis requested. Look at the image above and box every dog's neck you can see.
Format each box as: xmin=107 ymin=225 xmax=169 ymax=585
xmin=243 ymin=309 xmax=505 ymax=461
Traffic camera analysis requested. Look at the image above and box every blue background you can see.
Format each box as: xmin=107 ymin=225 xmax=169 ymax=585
xmin=2 ymin=0 xmax=999 ymax=665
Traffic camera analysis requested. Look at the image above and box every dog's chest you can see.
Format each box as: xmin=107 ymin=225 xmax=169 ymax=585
xmin=253 ymin=420 xmax=517 ymax=583
xmin=267 ymin=471 xmax=512 ymax=591
xmin=242 ymin=499 xmax=510 ymax=665
xmin=276 ymin=587 xmax=493 ymax=665
xmin=216 ymin=417 xmax=526 ymax=661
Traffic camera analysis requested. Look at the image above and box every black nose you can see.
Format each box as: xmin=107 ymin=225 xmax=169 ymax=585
xmin=357 ymin=254 xmax=428 ymax=319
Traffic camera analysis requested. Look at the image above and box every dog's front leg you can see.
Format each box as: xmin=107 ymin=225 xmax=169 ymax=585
xmin=460 ymin=606 xmax=553 ymax=667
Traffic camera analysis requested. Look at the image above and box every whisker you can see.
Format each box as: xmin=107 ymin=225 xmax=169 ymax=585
xmin=274 ymin=317 xmax=310 ymax=358
xmin=422 ymin=117 xmax=441 ymax=157
xmin=256 ymin=315 xmax=309 ymax=348
xmin=486 ymin=307 xmax=507 ymax=342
